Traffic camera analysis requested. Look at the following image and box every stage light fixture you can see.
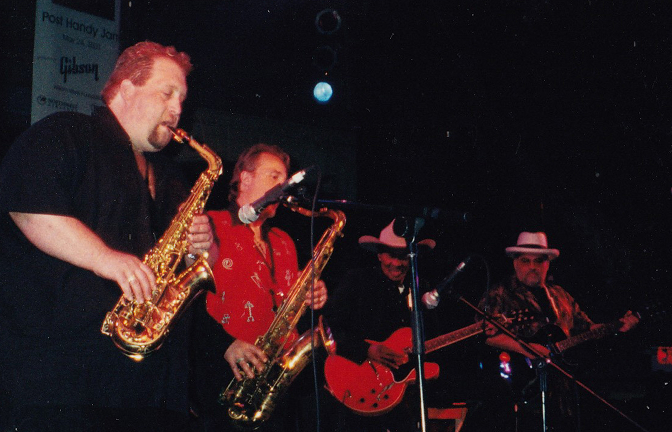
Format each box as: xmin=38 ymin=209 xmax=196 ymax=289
xmin=313 ymin=81 xmax=333 ymax=103
xmin=315 ymin=9 xmax=341 ymax=35
xmin=312 ymin=45 xmax=338 ymax=71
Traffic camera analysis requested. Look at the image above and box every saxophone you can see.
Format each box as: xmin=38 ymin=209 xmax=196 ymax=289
xmin=221 ymin=199 xmax=346 ymax=427
xmin=101 ymin=127 xmax=223 ymax=361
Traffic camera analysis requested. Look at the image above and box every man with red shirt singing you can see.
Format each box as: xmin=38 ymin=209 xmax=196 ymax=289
xmin=190 ymin=143 xmax=327 ymax=432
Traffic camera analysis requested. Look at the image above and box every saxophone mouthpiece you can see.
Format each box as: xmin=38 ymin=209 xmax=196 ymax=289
xmin=167 ymin=126 xmax=188 ymax=143
xmin=282 ymin=187 xmax=312 ymax=208
xmin=283 ymin=195 xmax=298 ymax=205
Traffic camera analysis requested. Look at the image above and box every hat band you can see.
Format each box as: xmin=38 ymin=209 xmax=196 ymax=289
xmin=516 ymin=244 xmax=547 ymax=249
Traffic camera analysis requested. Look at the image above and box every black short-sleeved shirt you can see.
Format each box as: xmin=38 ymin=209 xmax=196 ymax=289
xmin=323 ymin=265 xmax=420 ymax=364
xmin=0 ymin=107 xmax=191 ymax=414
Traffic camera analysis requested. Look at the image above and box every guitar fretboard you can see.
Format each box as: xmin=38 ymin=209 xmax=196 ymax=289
xmin=554 ymin=320 xmax=620 ymax=353
xmin=425 ymin=322 xmax=483 ymax=354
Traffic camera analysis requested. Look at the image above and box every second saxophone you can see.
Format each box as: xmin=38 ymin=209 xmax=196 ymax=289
xmin=221 ymin=199 xmax=345 ymax=427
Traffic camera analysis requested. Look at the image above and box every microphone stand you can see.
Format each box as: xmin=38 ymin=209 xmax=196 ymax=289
xmin=452 ymin=294 xmax=651 ymax=432
xmin=395 ymin=217 xmax=429 ymax=432
xmin=309 ymin=198 xmax=462 ymax=432
xmin=312 ymin=198 xmax=646 ymax=432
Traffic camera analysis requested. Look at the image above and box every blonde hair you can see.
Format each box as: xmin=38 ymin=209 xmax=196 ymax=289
xmin=229 ymin=144 xmax=291 ymax=202
xmin=101 ymin=41 xmax=192 ymax=104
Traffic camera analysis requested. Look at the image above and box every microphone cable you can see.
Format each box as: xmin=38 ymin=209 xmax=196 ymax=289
xmin=308 ymin=167 xmax=323 ymax=432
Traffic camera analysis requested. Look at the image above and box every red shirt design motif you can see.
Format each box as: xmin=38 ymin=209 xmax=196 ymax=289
xmin=206 ymin=210 xmax=298 ymax=344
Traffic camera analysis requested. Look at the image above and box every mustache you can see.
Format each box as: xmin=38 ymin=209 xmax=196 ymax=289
xmin=525 ymin=270 xmax=542 ymax=280
xmin=161 ymin=117 xmax=179 ymax=128
xmin=387 ymin=265 xmax=408 ymax=271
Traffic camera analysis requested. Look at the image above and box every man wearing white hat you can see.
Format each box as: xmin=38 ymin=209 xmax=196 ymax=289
xmin=478 ymin=231 xmax=639 ymax=431
xmin=323 ymin=219 xmax=436 ymax=432
xmin=481 ymin=231 xmax=638 ymax=358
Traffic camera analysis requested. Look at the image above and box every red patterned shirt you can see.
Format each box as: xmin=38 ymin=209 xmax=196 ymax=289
xmin=206 ymin=209 xmax=299 ymax=344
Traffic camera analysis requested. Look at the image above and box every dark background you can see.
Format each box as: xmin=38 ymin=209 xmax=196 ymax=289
xmin=2 ymin=1 xmax=672 ymax=431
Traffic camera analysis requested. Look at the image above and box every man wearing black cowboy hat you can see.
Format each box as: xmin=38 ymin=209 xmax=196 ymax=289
xmin=322 ymin=219 xmax=437 ymax=432
xmin=477 ymin=231 xmax=639 ymax=431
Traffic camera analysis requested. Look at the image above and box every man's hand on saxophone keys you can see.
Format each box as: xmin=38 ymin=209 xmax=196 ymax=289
xmin=99 ymin=250 xmax=155 ymax=303
xmin=304 ymin=279 xmax=328 ymax=310
xmin=186 ymin=213 xmax=218 ymax=266
xmin=224 ymin=339 xmax=269 ymax=381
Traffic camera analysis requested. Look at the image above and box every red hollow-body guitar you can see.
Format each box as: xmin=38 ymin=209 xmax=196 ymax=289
xmin=324 ymin=311 xmax=533 ymax=416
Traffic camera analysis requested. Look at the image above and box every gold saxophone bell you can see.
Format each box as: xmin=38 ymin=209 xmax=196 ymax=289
xmin=101 ymin=128 xmax=223 ymax=360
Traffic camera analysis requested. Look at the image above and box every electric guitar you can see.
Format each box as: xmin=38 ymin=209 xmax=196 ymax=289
xmin=521 ymin=304 xmax=665 ymax=358
xmin=498 ymin=305 xmax=665 ymax=402
xmin=534 ymin=316 xmax=633 ymax=356
xmin=324 ymin=311 xmax=532 ymax=416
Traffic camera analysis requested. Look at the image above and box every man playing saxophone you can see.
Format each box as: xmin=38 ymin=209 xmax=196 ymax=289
xmin=0 ymin=41 xmax=216 ymax=431
xmin=190 ymin=143 xmax=328 ymax=432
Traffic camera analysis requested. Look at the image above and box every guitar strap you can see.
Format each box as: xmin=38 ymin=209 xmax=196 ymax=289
xmin=542 ymin=284 xmax=562 ymax=327
xmin=530 ymin=284 xmax=560 ymax=325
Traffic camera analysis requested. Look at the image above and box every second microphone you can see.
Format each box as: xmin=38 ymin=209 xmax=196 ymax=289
xmin=238 ymin=166 xmax=313 ymax=224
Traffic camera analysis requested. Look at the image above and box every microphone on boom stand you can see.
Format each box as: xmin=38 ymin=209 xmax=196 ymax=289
xmin=238 ymin=166 xmax=313 ymax=224
xmin=422 ymin=257 xmax=471 ymax=309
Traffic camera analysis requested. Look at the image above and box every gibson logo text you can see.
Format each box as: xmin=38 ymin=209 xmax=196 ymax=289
xmin=60 ymin=57 xmax=99 ymax=84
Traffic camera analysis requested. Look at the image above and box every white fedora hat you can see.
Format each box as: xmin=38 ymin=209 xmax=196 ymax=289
xmin=505 ymin=231 xmax=559 ymax=260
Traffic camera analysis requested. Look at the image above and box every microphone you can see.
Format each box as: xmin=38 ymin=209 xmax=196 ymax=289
xmin=422 ymin=257 xmax=471 ymax=309
xmin=238 ymin=166 xmax=312 ymax=224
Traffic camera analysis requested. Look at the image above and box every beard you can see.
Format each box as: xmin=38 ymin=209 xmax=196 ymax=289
xmin=522 ymin=271 xmax=543 ymax=287
xmin=147 ymin=124 xmax=173 ymax=151
xmin=147 ymin=115 xmax=179 ymax=151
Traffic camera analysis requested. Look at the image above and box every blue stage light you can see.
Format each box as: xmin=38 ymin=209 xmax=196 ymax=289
xmin=313 ymin=82 xmax=333 ymax=103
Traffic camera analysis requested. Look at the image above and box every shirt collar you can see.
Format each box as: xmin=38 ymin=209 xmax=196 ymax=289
xmin=226 ymin=201 xmax=273 ymax=238
xmin=92 ymin=105 xmax=132 ymax=147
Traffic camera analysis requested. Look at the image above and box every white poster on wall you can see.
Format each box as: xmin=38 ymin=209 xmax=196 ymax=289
xmin=31 ymin=0 xmax=121 ymax=124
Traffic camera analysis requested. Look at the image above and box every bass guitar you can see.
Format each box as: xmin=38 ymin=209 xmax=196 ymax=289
xmin=324 ymin=311 xmax=532 ymax=416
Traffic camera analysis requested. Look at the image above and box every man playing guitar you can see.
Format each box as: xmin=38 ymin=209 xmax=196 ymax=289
xmin=478 ymin=231 xmax=639 ymax=431
xmin=322 ymin=219 xmax=437 ymax=432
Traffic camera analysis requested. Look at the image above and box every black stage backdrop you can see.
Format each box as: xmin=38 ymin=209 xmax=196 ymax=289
xmin=2 ymin=1 xmax=672 ymax=431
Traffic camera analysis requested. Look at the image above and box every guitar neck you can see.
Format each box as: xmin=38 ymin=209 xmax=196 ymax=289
xmin=425 ymin=322 xmax=483 ymax=354
xmin=554 ymin=320 xmax=620 ymax=353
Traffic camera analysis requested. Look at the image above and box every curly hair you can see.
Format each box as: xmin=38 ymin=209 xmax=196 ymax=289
xmin=229 ymin=144 xmax=291 ymax=202
xmin=101 ymin=41 xmax=192 ymax=104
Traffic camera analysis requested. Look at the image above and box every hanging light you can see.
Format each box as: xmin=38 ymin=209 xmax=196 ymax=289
xmin=313 ymin=81 xmax=333 ymax=103
xmin=315 ymin=9 xmax=341 ymax=35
